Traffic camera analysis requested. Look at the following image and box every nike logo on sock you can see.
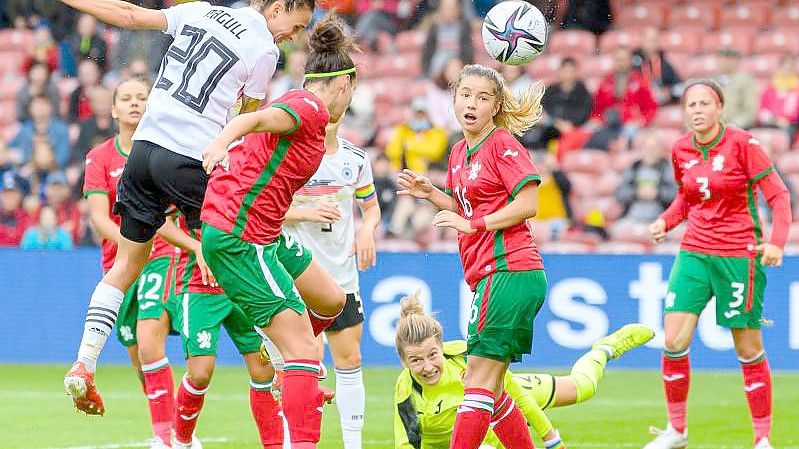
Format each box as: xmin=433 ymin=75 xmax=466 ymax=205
xmin=744 ymin=382 xmax=765 ymax=392
xmin=179 ymin=412 xmax=200 ymax=421
xmin=663 ymin=374 xmax=686 ymax=382
xmin=146 ymin=389 xmax=169 ymax=400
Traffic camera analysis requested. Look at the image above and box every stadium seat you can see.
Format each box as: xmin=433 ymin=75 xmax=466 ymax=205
xmin=547 ymin=30 xmax=596 ymax=55
xmin=597 ymin=242 xmax=648 ymax=254
xmin=0 ymin=51 xmax=26 ymax=75
xmin=0 ymin=29 xmax=33 ymax=52
xmin=778 ymin=152 xmax=799 ymax=175
xmin=525 ymin=53 xmax=563 ymax=83
xmin=609 ymin=221 xmax=652 ymax=244
xmin=704 ymin=27 xmax=758 ymax=55
xmin=373 ymin=123 xmax=398 ymax=149
xmin=0 ymin=123 xmax=18 ymax=142
xmin=350 ymin=53 xmax=374 ymax=78
xmin=754 ymin=29 xmax=799 ymax=55
xmin=372 ymin=53 xmax=422 ymax=79
xmin=614 ymin=1 xmax=669 ymax=29
xmin=611 ymin=149 xmax=642 ymax=171
xmin=772 ymin=4 xmax=799 ymax=28
xmin=749 ymin=128 xmax=791 ymax=154
xmin=652 ymin=242 xmax=681 ymax=254
xmin=719 ymin=3 xmax=771 ymax=28
xmin=594 ymin=173 xmax=620 ymax=196
xmin=0 ymin=76 xmax=23 ymax=101
xmin=659 ymin=27 xmax=704 ymax=55
xmin=566 ymin=172 xmax=597 ymax=198
xmin=394 ymin=30 xmax=425 ymax=53
xmin=539 ymin=241 xmax=593 ymax=254
xmin=651 ymin=105 xmax=685 ymax=130
xmin=0 ymin=100 xmax=16 ymax=127
xmin=788 ymin=223 xmax=799 ymax=244
xmin=740 ymin=54 xmax=780 ymax=80
xmin=371 ymin=77 xmax=409 ymax=105
xmin=669 ymin=3 xmax=720 ymax=29
xmin=599 ymin=29 xmax=642 ymax=54
xmin=561 ymin=149 xmax=612 ymax=175
xmin=580 ymin=54 xmax=614 ymax=79
xmin=682 ymin=55 xmax=722 ymax=79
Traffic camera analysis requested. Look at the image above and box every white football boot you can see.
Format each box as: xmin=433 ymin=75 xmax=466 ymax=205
xmin=754 ymin=437 xmax=774 ymax=449
xmin=642 ymin=424 xmax=688 ymax=449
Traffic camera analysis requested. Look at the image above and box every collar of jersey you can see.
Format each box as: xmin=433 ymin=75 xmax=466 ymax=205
xmin=114 ymin=135 xmax=129 ymax=159
xmin=466 ymin=126 xmax=498 ymax=164
xmin=692 ymin=123 xmax=725 ymax=160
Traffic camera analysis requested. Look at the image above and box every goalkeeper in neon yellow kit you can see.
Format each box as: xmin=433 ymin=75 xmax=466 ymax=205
xmin=393 ymin=292 xmax=654 ymax=449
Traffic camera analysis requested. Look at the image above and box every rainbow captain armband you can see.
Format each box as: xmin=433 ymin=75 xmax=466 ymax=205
xmin=355 ymin=183 xmax=376 ymax=202
xmin=544 ymin=430 xmax=566 ymax=449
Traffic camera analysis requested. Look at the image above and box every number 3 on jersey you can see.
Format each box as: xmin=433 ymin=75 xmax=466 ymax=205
xmin=155 ymin=25 xmax=239 ymax=113
xmin=454 ymin=186 xmax=473 ymax=218
xmin=696 ymin=176 xmax=711 ymax=200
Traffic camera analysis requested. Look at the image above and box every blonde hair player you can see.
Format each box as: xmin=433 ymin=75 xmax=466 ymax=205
xmin=393 ymin=292 xmax=654 ymax=449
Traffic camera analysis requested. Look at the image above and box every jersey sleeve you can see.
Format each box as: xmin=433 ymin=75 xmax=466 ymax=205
xmin=243 ymin=48 xmax=279 ymax=101
xmin=82 ymin=148 xmax=109 ymax=197
xmin=743 ymin=136 xmax=776 ymax=182
xmin=492 ymin=142 xmax=541 ymax=198
xmin=271 ymin=93 xmax=327 ymax=135
xmin=162 ymin=1 xmax=207 ymax=37
xmin=394 ymin=372 xmax=421 ymax=449
xmin=504 ymin=371 xmax=554 ymax=439
xmin=355 ymin=152 xmax=377 ymax=203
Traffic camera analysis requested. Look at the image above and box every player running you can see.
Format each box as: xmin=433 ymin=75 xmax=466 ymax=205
xmin=397 ymin=64 xmax=549 ymax=449
xmin=60 ymin=0 xmax=314 ymax=414
xmin=646 ymin=79 xmax=792 ymax=449
xmin=199 ymin=13 xmax=357 ymax=449
xmin=393 ymin=292 xmax=655 ymax=449
xmin=283 ymin=117 xmax=381 ymax=449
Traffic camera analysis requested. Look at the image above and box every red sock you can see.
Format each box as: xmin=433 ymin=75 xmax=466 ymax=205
xmin=450 ymin=388 xmax=494 ymax=449
xmin=174 ymin=374 xmax=208 ymax=444
xmin=308 ymin=309 xmax=339 ymax=336
xmin=662 ymin=352 xmax=690 ymax=434
xmin=142 ymin=359 xmax=175 ymax=445
xmin=491 ymin=392 xmax=534 ymax=449
xmin=741 ymin=354 xmax=772 ymax=443
xmin=250 ymin=380 xmax=285 ymax=449
xmin=282 ymin=360 xmax=324 ymax=446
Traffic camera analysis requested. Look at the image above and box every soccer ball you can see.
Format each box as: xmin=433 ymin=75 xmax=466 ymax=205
xmin=481 ymin=1 xmax=548 ymax=66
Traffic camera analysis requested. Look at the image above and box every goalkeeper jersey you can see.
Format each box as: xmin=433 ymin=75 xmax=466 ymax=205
xmin=393 ymin=340 xmax=554 ymax=449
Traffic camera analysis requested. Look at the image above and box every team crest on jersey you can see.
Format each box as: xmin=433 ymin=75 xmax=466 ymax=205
xmin=341 ymin=164 xmax=355 ymax=182
xmin=468 ymin=162 xmax=482 ymax=181
xmin=684 ymin=159 xmax=699 ymax=170
xmin=502 ymin=148 xmax=519 ymax=158
xmin=712 ymin=155 xmax=725 ymax=172
xmin=110 ymin=168 xmax=124 ymax=178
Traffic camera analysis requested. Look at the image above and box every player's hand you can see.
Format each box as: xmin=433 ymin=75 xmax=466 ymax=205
xmin=432 ymin=210 xmax=474 ymax=234
xmin=195 ymin=248 xmax=218 ymax=287
xmin=396 ymin=169 xmax=434 ymax=199
xmin=352 ymin=228 xmax=376 ymax=271
xmin=648 ymin=218 xmax=667 ymax=244
xmin=754 ymin=243 xmax=783 ymax=267
xmin=202 ymin=144 xmax=230 ymax=175
xmin=305 ymin=202 xmax=342 ymax=223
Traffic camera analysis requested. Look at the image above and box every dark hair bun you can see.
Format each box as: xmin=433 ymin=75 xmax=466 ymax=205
xmin=308 ymin=12 xmax=358 ymax=55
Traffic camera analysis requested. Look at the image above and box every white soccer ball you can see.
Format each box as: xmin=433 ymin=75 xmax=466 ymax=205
xmin=481 ymin=1 xmax=548 ymax=66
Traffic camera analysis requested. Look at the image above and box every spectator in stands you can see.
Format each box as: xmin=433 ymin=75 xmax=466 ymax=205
xmin=19 ymin=139 xmax=59 ymax=200
xmin=41 ymin=171 xmax=82 ymax=244
xmin=386 ymin=97 xmax=448 ymax=174
xmin=633 ymin=27 xmax=683 ymax=105
xmin=69 ymin=13 xmax=108 ymax=72
xmin=355 ymin=0 xmax=405 ymax=50
xmin=21 ymin=24 xmax=60 ymax=74
xmin=68 ymin=59 xmax=102 ymax=124
xmin=426 ymin=56 xmax=463 ymax=135
xmin=757 ymin=55 xmax=799 ymax=142
xmin=526 ymin=57 xmax=592 ymax=150
xmin=531 ymin=150 xmax=572 ymax=240
xmin=372 ymin=153 xmax=397 ymax=228
xmin=105 ymin=58 xmax=152 ymax=86
xmin=9 ymin=96 xmax=70 ymax=169
xmin=26 ymin=0 xmax=76 ymax=42
xmin=0 ymin=171 xmax=32 ymax=246
xmin=74 ymin=87 xmax=114 ymax=165
xmin=590 ymin=46 xmax=657 ymax=142
xmin=715 ymin=48 xmax=757 ymax=129
xmin=561 ymin=0 xmax=611 ymax=34
xmin=5 ymin=0 xmax=35 ymax=29
xmin=0 ymin=143 xmax=20 ymax=181
xmin=420 ymin=0 xmax=473 ymax=77
xmin=16 ymin=62 xmax=61 ymax=123
xmin=20 ymin=204 xmax=73 ymax=249
xmin=268 ymin=49 xmax=307 ymax=101
xmin=759 ymin=144 xmax=795 ymax=224
xmin=614 ymin=130 xmax=676 ymax=224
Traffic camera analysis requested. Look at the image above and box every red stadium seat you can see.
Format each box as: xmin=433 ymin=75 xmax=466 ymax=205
xmin=561 ymin=149 xmax=612 ymax=175
xmin=704 ymin=27 xmax=758 ymax=55
xmin=611 ymin=149 xmax=642 ymax=171
xmin=669 ymin=3 xmax=720 ymax=29
xmin=0 ymin=100 xmax=16 ymax=127
xmin=719 ymin=3 xmax=771 ymax=28
xmin=0 ymin=76 xmax=23 ymax=101
xmin=0 ymin=29 xmax=33 ymax=51
xmin=740 ymin=54 xmax=780 ymax=80
xmin=778 ymin=152 xmax=799 ymax=175
xmin=350 ymin=53 xmax=374 ymax=79
xmin=609 ymin=221 xmax=653 ymax=244
xmin=652 ymin=105 xmax=685 ymax=130
xmin=749 ymin=128 xmax=792 ymax=154
xmin=566 ymin=172 xmax=597 ymax=198
xmin=372 ymin=53 xmax=422 ymax=79
xmin=597 ymin=242 xmax=648 ymax=254
xmin=683 ymin=55 xmax=722 ymax=79
xmin=525 ymin=53 xmax=563 ymax=82
xmin=594 ymin=173 xmax=620 ymax=196
xmin=0 ymin=51 xmax=26 ymax=75
xmin=547 ymin=30 xmax=596 ymax=55
xmin=754 ymin=29 xmax=799 ymax=56
xmin=599 ymin=29 xmax=642 ymax=54
xmin=659 ymin=27 xmax=704 ymax=55
xmin=788 ymin=223 xmax=799 ymax=244
xmin=394 ymin=30 xmax=425 ymax=53
xmin=614 ymin=1 xmax=669 ymax=29
xmin=580 ymin=54 xmax=614 ymax=79
xmin=539 ymin=241 xmax=593 ymax=254
xmin=772 ymin=4 xmax=799 ymax=28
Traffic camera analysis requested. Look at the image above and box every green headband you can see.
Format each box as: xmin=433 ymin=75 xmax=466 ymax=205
xmin=303 ymin=66 xmax=356 ymax=80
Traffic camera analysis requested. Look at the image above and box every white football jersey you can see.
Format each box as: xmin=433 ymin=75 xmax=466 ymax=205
xmin=283 ymin=138 xmax=376 ymax=294
xmin=133 ymin=2 xmax=279 ymax=161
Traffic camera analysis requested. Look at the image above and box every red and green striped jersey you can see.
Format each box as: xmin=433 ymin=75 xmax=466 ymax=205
xmin=83 ymin=136 xmax=173 ymax=271
xmin=664 ymin=124 xmax=788 ymax=257
xmin=446 ymin=127 xmax=543 ymax=290
xmin=201 ymin=90 xmax=330 ymax=244
xmin=172 ymin=217 xmax=223 ymax=296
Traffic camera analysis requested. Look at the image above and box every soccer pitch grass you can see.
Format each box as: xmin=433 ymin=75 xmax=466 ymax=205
xmin=3 ymin=364 xmax=799 ymax=449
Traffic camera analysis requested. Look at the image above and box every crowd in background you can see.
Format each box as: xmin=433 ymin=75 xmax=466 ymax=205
xmin=0 ymin=0 xmax=797 ymax=253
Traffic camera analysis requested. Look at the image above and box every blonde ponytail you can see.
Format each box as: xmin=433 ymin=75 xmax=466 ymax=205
xmin=395 ymin=291 xmax=443 ymax=358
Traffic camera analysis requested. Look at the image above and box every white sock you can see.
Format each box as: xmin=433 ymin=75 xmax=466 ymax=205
xmin=76 ymin=282 xmax=124 ymax=372
xmin=335 ymin=366 xmax=364 ymax=449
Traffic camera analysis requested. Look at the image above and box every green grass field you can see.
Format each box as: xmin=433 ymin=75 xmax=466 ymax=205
xmin=3 ymin=364 xmax=799 ymax=449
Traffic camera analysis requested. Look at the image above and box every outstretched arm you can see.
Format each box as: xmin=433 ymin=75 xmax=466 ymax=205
xmin=59 ymin=0 xmax=167 ymax=30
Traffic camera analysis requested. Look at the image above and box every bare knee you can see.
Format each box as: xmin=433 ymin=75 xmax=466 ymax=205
xmin=663 ymin=334 xmax=691 ymax=354
xmin=334 ymin=351 xmax=362 ymax=370
xmin=186 ymin=361 xmax=215 ymax=388
xmin=735 ymin=341 xmax=764 ymax=361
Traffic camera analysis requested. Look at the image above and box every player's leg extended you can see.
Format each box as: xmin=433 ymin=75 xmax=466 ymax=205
xmin=328 ymin=324 xmax=365 ymax=449
xmin=138 ymin=312 xmax=174 ymax=447
xmin=733 ymin=329 xmax=772 ymax=447
xmin=65 ymin=237 xmax=153 ymax=415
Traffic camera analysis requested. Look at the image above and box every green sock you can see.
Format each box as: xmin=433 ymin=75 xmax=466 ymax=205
xmin=569 ymin=349 xmax=608 ymax=403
